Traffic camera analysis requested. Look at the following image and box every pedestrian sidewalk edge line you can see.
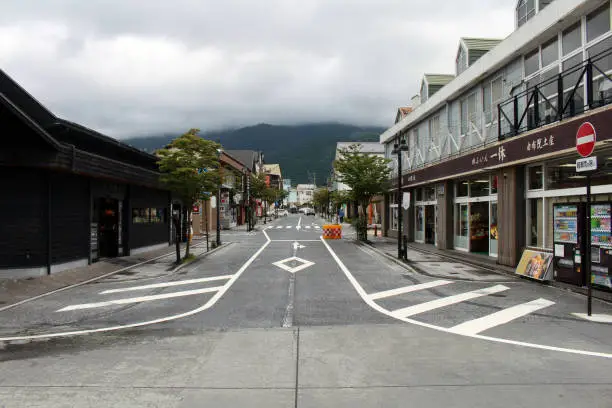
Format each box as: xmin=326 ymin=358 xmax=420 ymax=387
xmin=0 ymin=241 xmax=211 ymax=313
xmin=358 ymin=241 xmax=419 ymax=275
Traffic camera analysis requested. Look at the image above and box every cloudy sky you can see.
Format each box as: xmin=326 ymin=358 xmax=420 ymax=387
xmin=0 ymin=0 xmax=514 ymax=138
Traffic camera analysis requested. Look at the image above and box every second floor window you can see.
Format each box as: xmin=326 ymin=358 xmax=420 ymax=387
xmin=517 ymin=0 xmax=536 ymax=28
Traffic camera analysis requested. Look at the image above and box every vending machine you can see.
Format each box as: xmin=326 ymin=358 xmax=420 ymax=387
xmin=590 ymin=203 xmax=612 ymax=289
xmin=553 ymin=203 xmax=585 ymax=286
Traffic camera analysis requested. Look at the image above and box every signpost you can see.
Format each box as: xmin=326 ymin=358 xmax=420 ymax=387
xmin=575 ymin=122 xmax=597 ymax=316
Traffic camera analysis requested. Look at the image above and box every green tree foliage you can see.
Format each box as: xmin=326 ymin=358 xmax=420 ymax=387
xmin=157 ymin=128 xmax=220 ymax=261
xmin=333 ymin=143 xmax=391 ymax=240
xmin=312 ymin=187 xmax=330 ymax=215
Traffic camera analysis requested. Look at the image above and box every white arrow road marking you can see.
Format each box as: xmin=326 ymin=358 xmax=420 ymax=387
xmin=572 ymin=313 xmax=612 ymax=323
xmin=449 ymin=298 xmax=555 ymax=335
xmin=292 ymin=241 xmax=306 ymax=250
xmin=57 ymin=286 xmax=224 ymax=312
xmin=100 ymin=275 xmax=234 ymax=294
xmin=391 ymin=285 xmax=509 ymax=318
xmin=368 ymin=280 xmax=452 ymax=300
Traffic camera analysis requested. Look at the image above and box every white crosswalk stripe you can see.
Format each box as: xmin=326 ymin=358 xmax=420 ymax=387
xmin=391 ymin=284 xmax=510 ymax=318
xmin=285 ymin=226 xmax=292 ymax=229
xmin=305 ymin=226 xmax=311 ymax=229
xmin=368 ymin=280 xmax=452 ymax=300
xmin=276 ymin=226 xmax=283 ymax=229
xmin=100 ymin=275 xmax=233 ymax=294
xmin=57 ymin=287 xmax=223 ymax=312
xmin=448 ymin=298 xmax=555 ymax=335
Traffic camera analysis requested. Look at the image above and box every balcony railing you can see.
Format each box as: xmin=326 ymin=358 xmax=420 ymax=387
xmin=498 ymin=47 xmax=612 ymax=140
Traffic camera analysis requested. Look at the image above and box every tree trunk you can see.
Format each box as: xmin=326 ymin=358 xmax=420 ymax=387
xmin=173 ymin=215 xmax=181 ymax=264
xmin=185 ymin=209 xmax=191 ymax=259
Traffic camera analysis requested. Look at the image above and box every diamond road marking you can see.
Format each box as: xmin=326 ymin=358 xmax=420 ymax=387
xmin=272 ymin=256 xmax=315 ymax=273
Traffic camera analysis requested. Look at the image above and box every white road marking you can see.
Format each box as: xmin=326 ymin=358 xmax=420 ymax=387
xmin=100 ymin=275 xmax=234 ymax=294
xmin=285 ymin=226 xmax=292 ymax=229
xmin=319 ymin=236 xmax=612 ymax=359
xmin=276 ymin=226 xmax=283 ymax=229
xmin=368 ymin=280 xmax=452 ymax=300
xmin=272 ymin=256 xmax=315 ymax=273
xmin=391 ymin=285 xmax=510 ymax=318
xmin=449 ymin=298 xmax=555 ymax=335
xmin=297 ymin=216 xmax=302 ymax=231
xmin=314 ymin=226 xmax=320 ymax=229
xmin=271 ymin=239 xmax=321 ymax=242
xmin=57 ymin=287 xmax=224 ymax=312
xmin=0 ymin=232 xmax=271 ymax=341
xmin=305 ymin=226 xmax=311 ymax=229
xmin=572 ymin=313 xmax=612 ymax=323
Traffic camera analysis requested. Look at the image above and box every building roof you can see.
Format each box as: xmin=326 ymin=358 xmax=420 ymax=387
xmin=263 ymin=163 xmax=282 ymax=177
xmin=423 ymin=74 xmax=455 ymax=86
xmin=224 ymin=150 xmax=262 ymax=170
xmin=336 ymin=141 xmax=384 ymax=154
xmin=461 ymin=37 xmax=503 ymax=51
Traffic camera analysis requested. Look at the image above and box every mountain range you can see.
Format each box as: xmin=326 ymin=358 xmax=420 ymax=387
xmin=124 ymin=123 xmax=385 ymax=184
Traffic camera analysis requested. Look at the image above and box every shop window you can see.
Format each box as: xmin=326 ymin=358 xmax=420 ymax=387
xmin=562 ymin=23 xmax=582 ymax=55
xmin=424 ymin=186 xmax=436 ymax=201
xmin=491 ymin=175 xmax=498 ymax=194
xmin=415 ymin=188 xmax=423 ymax=202
xmin=416 ymin=206 xmax=424 ymax=232
xmin=132 ymin=208 xmax=166 ymax=224
xmin=546 ymin=159 xmax=586 ymax=189
xmin=456 ymin=180 xmax=469 ymax=197
xmin=528 ymin=165 xmax=544 ymax=190
xmin=391 ymin=207 xmax=399 ymax=230
xmin=586 ymin=3 xmax=610 ymax=43
xmin=529 ymin=198 xmax=544 ymax=247
xmin=541 ymin=37 xmax=558 ymax=68
xmin=454 ymin=203 xmax=469 ymax=249
xmin=490 ymin=202 xmax=498 ymax=256
xmin=470 ymin=178 xmax=490 ymax=197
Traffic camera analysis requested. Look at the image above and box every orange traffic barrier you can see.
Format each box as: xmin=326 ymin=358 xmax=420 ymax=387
xmin=322 ymin=224 xmax=342 ymax=240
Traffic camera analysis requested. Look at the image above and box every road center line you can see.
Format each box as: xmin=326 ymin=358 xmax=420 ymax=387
xmin=319 ymin=237 xmax=612 ymax=359
xmin=100 ymin=275 xmax=234 ymax=294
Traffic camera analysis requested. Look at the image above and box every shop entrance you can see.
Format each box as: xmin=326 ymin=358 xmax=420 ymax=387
xmin=425 ymin=205 xmax=436 ymax=245
xmin=98 ymin=198 xmax=119 ymax=258
xmin=469 ymin=202 xmax=489 ymax=255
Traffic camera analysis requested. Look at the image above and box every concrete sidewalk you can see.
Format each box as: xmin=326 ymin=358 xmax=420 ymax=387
xmin=0 ymin=241 xmax=213 ymax=310
xmin=366 ymin=234 xmax=612 ymax=302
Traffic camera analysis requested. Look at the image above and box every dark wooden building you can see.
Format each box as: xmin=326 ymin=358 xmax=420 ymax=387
xmin=0 ymin=69 xmax=173 ymax=278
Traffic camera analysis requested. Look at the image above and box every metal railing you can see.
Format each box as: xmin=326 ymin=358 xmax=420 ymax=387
xmin=498 ymin=47 xmax=612 ymax=140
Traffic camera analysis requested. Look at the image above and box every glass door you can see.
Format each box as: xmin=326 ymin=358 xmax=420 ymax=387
xmin=489 ymin=201 xmax=498 ymax=257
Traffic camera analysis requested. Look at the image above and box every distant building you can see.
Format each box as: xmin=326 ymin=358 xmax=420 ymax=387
xmin=288 ymin=188 xmax=298 ymax=207
xmin=263 ymin=164 xmax=282 ymax=190
xmin=296 ymin=184 xmax=316 ymax=206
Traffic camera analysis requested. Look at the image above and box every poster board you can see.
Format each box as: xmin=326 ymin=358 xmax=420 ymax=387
xmin=515 ymin=249 xmax=553 ymax=281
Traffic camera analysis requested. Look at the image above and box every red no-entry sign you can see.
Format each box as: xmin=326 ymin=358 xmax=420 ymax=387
xmin=576 ymin=122 xmax=596 ymax=157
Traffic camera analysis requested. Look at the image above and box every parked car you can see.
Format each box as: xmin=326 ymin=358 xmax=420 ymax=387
xmin=298 ymin=208 xmax=305 ymax=213
xmin=303 ymin=207 xmax=315 ymax=216
xmin=277 ymin=209 xmax=288 ymax=216
xmin=290 ymin=207 xmax=298 ymax=214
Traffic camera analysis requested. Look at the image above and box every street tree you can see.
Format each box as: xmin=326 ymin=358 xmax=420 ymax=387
xmin=312 ymin=187 xmax=330 ymax=215
xmin=157 ymin=128 xmax=220 ymax=262
xmin=333 ymin=143 xmax=391 ymax=241
xmin=249 ymin=173 xmax=268 ymax=223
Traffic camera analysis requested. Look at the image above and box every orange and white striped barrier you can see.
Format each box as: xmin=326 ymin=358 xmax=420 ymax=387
xmin=322 ymin=224 xmax=342 ymax=240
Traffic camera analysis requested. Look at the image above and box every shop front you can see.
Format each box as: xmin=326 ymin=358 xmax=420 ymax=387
xmin=453 ymin=174 xmax=498 ymax=257
xmin=414 ymin=186 xmax=437 ymax=245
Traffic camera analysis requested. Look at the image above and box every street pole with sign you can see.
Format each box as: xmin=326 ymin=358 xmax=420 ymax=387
xmin=575 ymin=122 xmax=596 ymax=316
xmin=392 ymin=137 xmax=409 ymax=259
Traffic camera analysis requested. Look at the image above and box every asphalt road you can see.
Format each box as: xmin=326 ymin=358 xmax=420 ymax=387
xmin=0 ymin=213 xmax=611 ymax=407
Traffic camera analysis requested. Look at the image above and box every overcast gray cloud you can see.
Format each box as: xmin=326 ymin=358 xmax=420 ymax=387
xmin=0 ymin=0 xmax=514 ymax=138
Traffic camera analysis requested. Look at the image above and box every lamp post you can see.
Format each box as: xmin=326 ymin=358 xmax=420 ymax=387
xmin=391 ymin=137 xmax=409 ymax=259
xmin=216 ymin=149 xmax=222 ymax=246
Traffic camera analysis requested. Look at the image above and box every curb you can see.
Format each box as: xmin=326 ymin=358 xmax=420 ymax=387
xmin=169 ymin=242 xmax=232 ymax=273
xmin=0 ymin=241 xmax=211 ymax=313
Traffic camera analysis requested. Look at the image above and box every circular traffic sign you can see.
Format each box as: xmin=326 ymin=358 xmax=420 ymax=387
xmin=576 ymin=122 xmax=596 ymax=158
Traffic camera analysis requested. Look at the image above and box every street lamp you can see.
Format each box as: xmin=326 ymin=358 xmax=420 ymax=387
xmin=391 ymin=137 xmax=409 ymax=259
xmin=216 ymin=148 xmax=222 ymax=246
